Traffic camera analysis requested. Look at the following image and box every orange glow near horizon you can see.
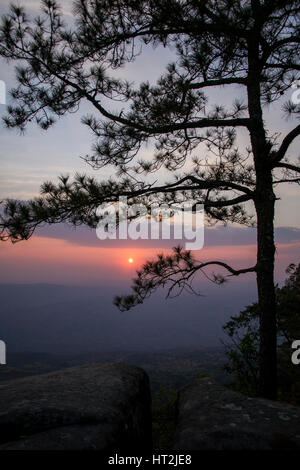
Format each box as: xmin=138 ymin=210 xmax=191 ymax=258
xmin=0 ymin=235 xmax=163 ymax=284
xmin=0 ymin=233 xmax=299 ymax=285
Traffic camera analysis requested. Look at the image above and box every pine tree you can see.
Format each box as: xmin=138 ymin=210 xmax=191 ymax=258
xmin=0 ymin=1 xmax=299 ymax=398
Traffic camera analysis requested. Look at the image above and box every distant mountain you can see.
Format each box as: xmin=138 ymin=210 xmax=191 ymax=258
xmin=0 ymin=347 xmax=228 ymax=402
xmin=0 ymin=282 xmax=257 ymax=355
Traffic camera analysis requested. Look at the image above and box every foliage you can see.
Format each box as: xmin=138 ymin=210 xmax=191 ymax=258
xmin=0 ymin=0 xmax=298 ymax=244
xmin=223 ymin=263 xmax=300 ymax=403
xmin=152 ymin=371 xmax=210 ymax=449
xmin=152 ymin=384 xmax=177 ymax=450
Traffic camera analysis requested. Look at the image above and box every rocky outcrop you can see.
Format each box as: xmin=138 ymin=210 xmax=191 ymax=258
xmin=2 ymin=363 xmax=300 ymax=451
xmin=0 ymin=363 xmax=151 ymax=450
xmin=174 ymin=376 xmax=300 ymax=450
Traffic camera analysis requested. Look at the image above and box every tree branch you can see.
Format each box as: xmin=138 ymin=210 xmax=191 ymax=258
xmin=273 ymin=178 xmax=300 ymax=184
xmin=0 ymin=22 xmax=252 ymax=135
xmin=188 ymin=77 xmax=247 ymax=90
xmin=114 ymin=247 xmax=257 ymax=311
xmin=193 ymin=261 xmax=257 ymax=277
xmin=273 ymin=162 xmax=300 ymax=173
xmin=265 ymin=62 xmax=300 ymax=71
xmin=135 ymin=175 xmax=254 ymax=196
xmin=272 ymin=125 xmax=300 ymax=165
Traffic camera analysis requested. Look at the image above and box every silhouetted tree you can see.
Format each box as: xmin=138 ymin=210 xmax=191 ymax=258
xmin=0 ymin=0 xmax=299 ymax=398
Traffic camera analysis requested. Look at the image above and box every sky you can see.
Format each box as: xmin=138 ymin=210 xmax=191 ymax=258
xmin=0 ymin=1 xmax=299 ymax=350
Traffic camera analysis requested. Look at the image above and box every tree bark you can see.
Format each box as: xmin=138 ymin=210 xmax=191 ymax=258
xmin=255 ymin=183 xmax=277 ymax=400
xmin=252 ymin=131 xmax=278 ymax=400
xmin=247 ymin=26 xmax=278 ymax=399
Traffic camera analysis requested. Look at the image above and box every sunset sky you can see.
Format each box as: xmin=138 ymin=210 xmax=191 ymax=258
xmin=0 ymin=0 xmax=299 ymax=303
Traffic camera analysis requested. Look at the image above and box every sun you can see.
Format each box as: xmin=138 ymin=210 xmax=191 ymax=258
xmin=128 ymin=258 xmax=134 ymax=264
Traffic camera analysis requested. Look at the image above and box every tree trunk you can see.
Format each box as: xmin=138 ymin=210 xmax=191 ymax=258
xmin=251 ymin=131 xmax=278 ymax=400
xmin=255 ymin=185 xmax=277 ymax=400
xmin=247 ymin=27 xmax=278 ymax=400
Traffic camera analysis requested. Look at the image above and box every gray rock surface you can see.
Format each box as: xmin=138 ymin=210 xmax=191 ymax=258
xmin=0 ymin=363 xmax=151 ymax=450
xmin=174 ymin=377 xmax=300 ymax=450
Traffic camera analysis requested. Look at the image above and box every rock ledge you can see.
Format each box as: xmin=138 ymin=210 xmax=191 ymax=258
xmin=174 ymin=377 xmax=300 ymax=450
xmin=0 ymin=362 xmax=151 ymax=450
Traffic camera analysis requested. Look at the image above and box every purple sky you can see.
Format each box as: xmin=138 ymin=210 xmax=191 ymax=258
xmin=0 ymin=1 xmax=299 ymax=333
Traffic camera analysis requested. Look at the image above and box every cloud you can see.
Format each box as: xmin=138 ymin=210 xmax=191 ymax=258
xmin=35 ymin=223 xmax=300 ymax=250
